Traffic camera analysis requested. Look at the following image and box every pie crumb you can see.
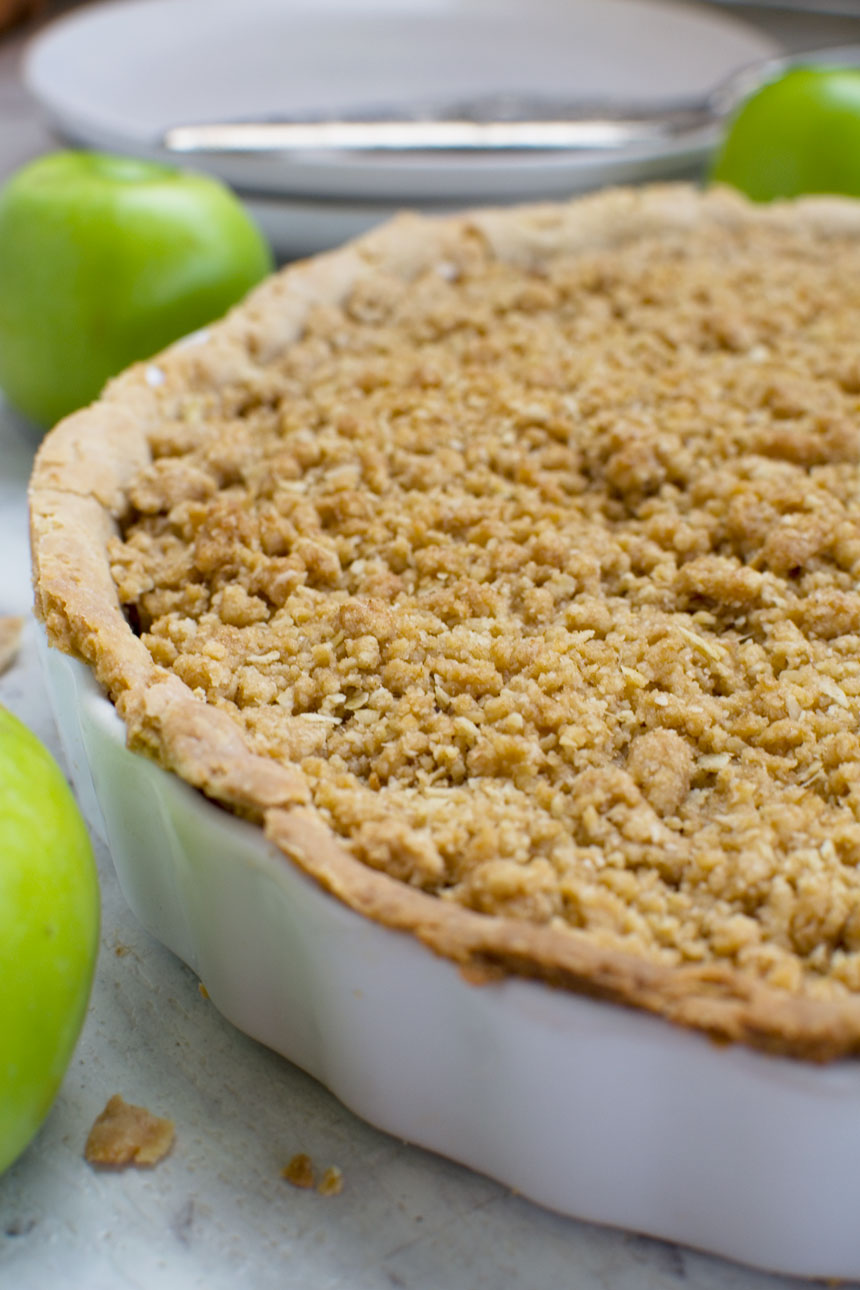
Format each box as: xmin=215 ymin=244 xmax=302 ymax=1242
xmin=84 ymin=1094 xmax=174 ymax=1168
xmin=0 ymin=2 xmax=40 ymax=37
xmin=0 ymin=615 xmax=22 ymax=676
xmin=318 ymin=1166 xmax=344 ymax=1197
xmin=281 ymin=1152 xmax=314 ymax=1189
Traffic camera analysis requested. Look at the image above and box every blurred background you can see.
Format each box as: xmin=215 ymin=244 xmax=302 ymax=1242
xmin=5 ymin=1 xmax=860 ymax=165
xmin=2 ymin=0 xmax=860 ymax=261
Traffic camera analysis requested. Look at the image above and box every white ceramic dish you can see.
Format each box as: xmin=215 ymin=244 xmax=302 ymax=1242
xmin=41 ymin=637 xmax=860 ymax=1282
xmin=25 ymin=0 xmax=777 ymax=208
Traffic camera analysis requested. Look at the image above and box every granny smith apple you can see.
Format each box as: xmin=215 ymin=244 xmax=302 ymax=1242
xmin=0 ymin=150 xmax=273 ymax=428
xmin=711 ymin=66 xmax=860 ymax=202
xmin=0 ymin=705 xmax=99 ymax=1173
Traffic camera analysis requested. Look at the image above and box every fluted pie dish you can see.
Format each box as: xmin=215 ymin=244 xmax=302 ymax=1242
xmin=29 ymin=184 xmax=860 ymax=1276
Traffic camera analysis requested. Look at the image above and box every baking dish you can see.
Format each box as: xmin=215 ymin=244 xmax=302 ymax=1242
xmin=41 ymin=634 xmax=860 ymax=1281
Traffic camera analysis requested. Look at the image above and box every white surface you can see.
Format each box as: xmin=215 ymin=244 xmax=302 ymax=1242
xmin=24 ymin=0 xmax=779 ymax=249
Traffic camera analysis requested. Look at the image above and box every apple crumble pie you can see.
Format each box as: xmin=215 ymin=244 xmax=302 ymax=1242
xmin=31 ymin=184 xmax=860 ymax=1058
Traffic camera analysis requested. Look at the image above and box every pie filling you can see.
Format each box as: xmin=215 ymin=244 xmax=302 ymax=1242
xmin=104 ymin=208 xmax=860 ymax=1011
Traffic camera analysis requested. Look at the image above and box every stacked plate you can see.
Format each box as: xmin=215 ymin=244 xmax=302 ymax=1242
xmin=24 ymin=0 xmax=779 ymax=259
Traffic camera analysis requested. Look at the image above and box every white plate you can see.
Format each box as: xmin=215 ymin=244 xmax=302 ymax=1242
xmin=40 ymin=638 xmax=860 ymax=1283
xmin=25 ymin=0 xmax=779 ymax=207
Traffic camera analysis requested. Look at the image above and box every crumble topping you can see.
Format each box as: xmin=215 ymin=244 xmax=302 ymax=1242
xmin=107 ymin=212 xmax=860 ymax=1007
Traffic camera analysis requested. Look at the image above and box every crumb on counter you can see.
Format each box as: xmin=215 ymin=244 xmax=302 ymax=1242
xmin=0 ymin=615 xmax=22 ymax=676
xmin=84 ymin=1094 xmax=175 ymax=1168
xmin=281 ymin=1152 xmax=315 ymax=1189
xmin=107 ymin=203 xmax=860 ymax=1015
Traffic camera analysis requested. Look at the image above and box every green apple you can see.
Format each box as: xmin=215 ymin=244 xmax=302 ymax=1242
xmin=0 ymin=150 xmax=273 ymax=428
xmin=0 ymin=705 xmax=99 ymax=1173
xmin=711 ymin=66 xmax=860 ymax=202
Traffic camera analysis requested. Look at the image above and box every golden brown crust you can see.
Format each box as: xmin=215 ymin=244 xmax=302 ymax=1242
xmin=29 ymin=184 xmax=860 ymax=1060
xmin=119 ymin=674 xmax=308 ymax=816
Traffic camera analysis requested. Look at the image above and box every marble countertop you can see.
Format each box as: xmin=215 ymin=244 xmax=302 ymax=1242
xmin=3 ymin=4 xmax=860 ymax=1288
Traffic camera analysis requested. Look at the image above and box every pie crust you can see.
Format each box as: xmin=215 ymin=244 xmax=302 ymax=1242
xmin=30 ymin=183 xmax=860 ymax=1061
